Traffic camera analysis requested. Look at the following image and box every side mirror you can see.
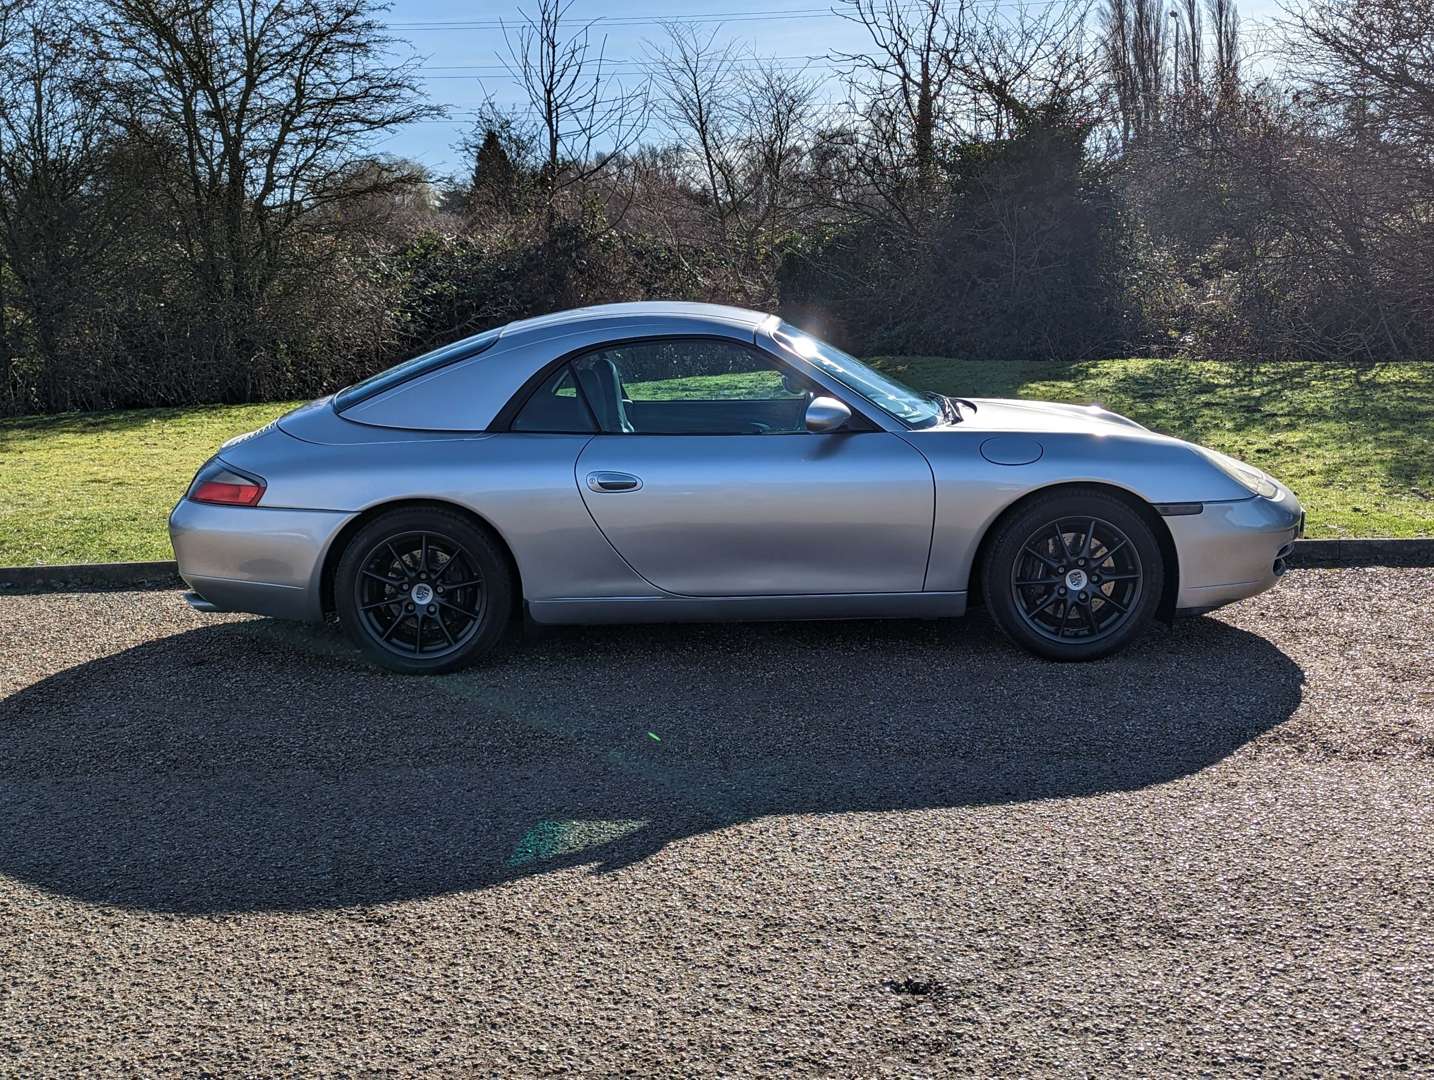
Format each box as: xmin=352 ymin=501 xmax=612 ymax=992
xmin=805 ymin=395 xmax=852 ymax=433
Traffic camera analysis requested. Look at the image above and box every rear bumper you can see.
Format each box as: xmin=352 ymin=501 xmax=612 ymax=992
xmin=169 ymin=500 xmax=354 ymax=622
xmin=1167 ymin=486 xmax=1304 ymax=612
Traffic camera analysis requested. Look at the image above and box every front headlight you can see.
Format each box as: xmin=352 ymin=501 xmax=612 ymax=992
xmin=1200 ymin=447 xmax=1280 ymax=499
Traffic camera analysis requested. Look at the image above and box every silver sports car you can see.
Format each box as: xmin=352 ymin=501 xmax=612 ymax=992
xmin=170 ymin=302 xmax=1303 ymax=671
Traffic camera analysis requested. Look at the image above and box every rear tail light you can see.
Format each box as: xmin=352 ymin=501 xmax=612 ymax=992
xmin=188 ymin=462 xmax=266 ymax=506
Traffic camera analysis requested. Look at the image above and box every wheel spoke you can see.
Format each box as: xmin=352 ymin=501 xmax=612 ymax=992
xmin=1083 ymin=518 xmax=1096 ymax=557
xmin=1014 ymin=576 xmax=1060 ymax=587
xmin=413 ymin=613 xmax=424 ymax=653
xmin=442 ymin=578 xmax=483 ymax=590
xmin=1022 ymin=546 xmax=1061 ymax=571
xmin=1099 ymin=592 xmax=1128 ymax=613
xmin=1101 ymin=571 xmax=1139 ymax=582
xmin=1055 ymin=523 xmax=1075 ymax=561
xmin=1098 ymin=538 xmax=1128 ymax=564
xmin=435 ymin=595 xmax=477 ymax=618
xmin=385 ymin=542 xmax=410 ymax=577
xmin=1028 ymin=592 xmax=1061 ymax=617
xmin=361 ymin=598 xmax=397 ymax=611
xmin=433 ymin=613 xmax=456 ymax=646
xmin=363 ymin=570 xmax=402 ymax=586
xmin=1081 ymin=601 xmax=1098 ymax=636
xmin=380 ymin=614 xmax=404 ymax=641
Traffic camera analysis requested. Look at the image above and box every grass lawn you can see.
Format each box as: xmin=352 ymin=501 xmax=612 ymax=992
xmin=0 ymin=359 xmax=1430 ymax=565
xmin=0 ymin=401 xmax=301 ymax=565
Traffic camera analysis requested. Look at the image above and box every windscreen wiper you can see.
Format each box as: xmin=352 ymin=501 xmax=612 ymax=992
xmin=949 ymin=395 xmax=978 ymax=417
xmin=930 ymin=393 xmax=973 ymax=424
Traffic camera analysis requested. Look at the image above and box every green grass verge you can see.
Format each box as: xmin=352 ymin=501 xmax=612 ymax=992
xmin=0 ymin=402 xmax=301 ymax=565
xmin=0 ymin=359 xmax=1429 ymax=565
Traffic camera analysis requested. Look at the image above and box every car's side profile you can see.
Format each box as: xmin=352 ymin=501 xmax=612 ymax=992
xmin=170 ymin=302 xmax=1304 ymax=671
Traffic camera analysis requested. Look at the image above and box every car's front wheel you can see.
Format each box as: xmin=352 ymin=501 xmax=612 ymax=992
xmin=334 ymin=507 xmax=513 ymax=674
xmin=983 ymin=489 xmax=1164 ymax=661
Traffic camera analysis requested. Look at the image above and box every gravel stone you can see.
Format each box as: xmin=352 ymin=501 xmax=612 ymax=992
xmin=1 ymin=568 xmax=1431 ymax=1076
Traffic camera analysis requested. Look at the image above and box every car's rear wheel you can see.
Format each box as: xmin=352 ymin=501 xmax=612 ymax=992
xmin=983 ymin=489 xmax=1164 ymax=661
xmin=335 ymin=507 xmax=513 ymax=674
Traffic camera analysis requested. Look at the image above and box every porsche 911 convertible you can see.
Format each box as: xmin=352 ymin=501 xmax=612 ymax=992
xmin=170 ymin=302 xmax=1303 ymax=671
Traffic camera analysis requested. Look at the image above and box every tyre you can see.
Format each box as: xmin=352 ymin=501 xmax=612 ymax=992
xmin=982 ymin=489 xmax=1164 ymax=662
xmin=334 ymin=507 xmax=514 ymax=674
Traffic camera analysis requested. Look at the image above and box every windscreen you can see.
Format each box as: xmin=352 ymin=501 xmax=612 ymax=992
xmin=771 ymin=323 xmax=943 ymax=429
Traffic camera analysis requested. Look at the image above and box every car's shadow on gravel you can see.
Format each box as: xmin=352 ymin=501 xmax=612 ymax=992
xmin=0 ymin=611 xmax=1303 ymax=913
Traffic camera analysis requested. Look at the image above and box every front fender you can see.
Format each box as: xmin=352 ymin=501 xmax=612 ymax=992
xmin=904 ymin=429 xmax=1251 ymax=593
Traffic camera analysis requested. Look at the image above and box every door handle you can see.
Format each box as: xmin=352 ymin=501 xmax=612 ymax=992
xmin=586 ymin=470 xmax=643 ymax=493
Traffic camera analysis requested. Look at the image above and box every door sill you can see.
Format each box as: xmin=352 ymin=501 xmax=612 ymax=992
xmin=527 ymin=591 xmax=967 ymax=625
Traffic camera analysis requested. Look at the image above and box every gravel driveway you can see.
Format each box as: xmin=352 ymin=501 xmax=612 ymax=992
xmin=1 ymin=568 xmax=1431 ymax=1076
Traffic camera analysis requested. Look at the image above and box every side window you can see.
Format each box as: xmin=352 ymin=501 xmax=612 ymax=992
xmin=511 ymin=365 xmax=597 ymax=433
xmin=573 ymin=339 xmax=814 ymax=435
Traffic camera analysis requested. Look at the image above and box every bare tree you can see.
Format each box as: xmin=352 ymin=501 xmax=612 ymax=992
xmin=832 ymin=0 xmax=1095 ymax=228
xmin=1177 ymin=0 xmax=1202 ymax=96
xmin=1278 ymin=0 xmax=1434 ymax=353
xmin=834 ymin=0 xmax=974 ymax=191
xmin=1102 ymin=0 xmax=1168 ymax=144
xmin=503 ymin=0 xmax=648 ymax=234
xmin=1209 ymin=0 xmax=1240 ymax=102
xmin=735 ymin=56 xmax=820 ymax=240
xmin=648 ymin=27 xmax=819 ymax=253
xmin=963 ymin=0 xmax=1096 ymax=140
xmin=1286 ymin=0 xmax=1434 ymax=189
xmin=97 ymin=0 xmax=438 ymax=396
xmin=0 ymin=0 xmax=20 ymax=407
xmin=0 ymin=0 xmax=125 ymax=409
xmin=0 ymin=0 xmax=32 ymax=407
xmin=647 ymin=22 xmax=742 ymax=240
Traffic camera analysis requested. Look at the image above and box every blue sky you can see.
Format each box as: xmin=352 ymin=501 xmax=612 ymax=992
xmin=377 ymin=0 xmax=1286 ymax=179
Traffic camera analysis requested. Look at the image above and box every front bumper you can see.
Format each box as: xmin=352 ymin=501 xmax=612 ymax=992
xmin=169 ymin=499 xmax=354 ymax=622
xmin=1166 ymin=484 xmax=1304 ymax=612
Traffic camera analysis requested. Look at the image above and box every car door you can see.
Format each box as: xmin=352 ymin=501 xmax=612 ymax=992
xmin=565 ymin=337 xmax=934 ymax=597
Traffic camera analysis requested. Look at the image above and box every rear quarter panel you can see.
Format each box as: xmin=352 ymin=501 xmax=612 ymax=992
xmin=219 ymin=426 xmax=654 ymax=602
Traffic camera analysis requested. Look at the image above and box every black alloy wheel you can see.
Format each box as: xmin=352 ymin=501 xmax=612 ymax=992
xmin=335 ymin=508 xmax=512 ymax=674
xmin=984 ymin=489 xmax=1164 ymax=661
xmin=355 ymin=530 xmax=485 ymax=659
xmin=1011 ymin=515 xmax=1142 ymax=644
